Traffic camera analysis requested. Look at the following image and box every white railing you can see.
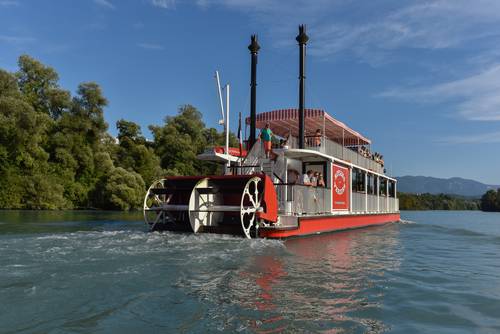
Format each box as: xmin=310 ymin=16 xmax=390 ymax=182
xmin=241 ymin=140 xmax=265 ymax=175
xmin=368 ymin=194 xmax=378 ymax=212
xmin=352 ymin=192 xmax=366 ymax=212
xmin=276 ymin=184 xmax=331 ymax=216
xmin=388 ymin=197 xmax=398 ymax=212
xmin=276 ymin=185 xmax=398 ymax=215
xmin=302 ymin=137 xmax=384 ymax=173
xmin=352 ymin=192 xmax=399 ymax=213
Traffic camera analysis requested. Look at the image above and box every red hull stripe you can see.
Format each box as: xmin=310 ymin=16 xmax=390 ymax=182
xmin=259 ymin=213 xmax=400 ymax=238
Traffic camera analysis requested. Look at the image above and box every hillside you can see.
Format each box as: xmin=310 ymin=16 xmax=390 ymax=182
xmin=396 ymin=176 xmax=499 ymax=197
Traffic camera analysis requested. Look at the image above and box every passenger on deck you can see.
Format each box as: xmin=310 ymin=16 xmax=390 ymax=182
xmin=317 ymin=173 xmax=325 ymax=187
xmin=314 ymin=129 xmax=322 ymax=147
xmin=299 ymin=170 xmax=314 ymax=186
xmin=311 ymin=172 xmax=319 ymax=186
xmin=287 ymin=169 xmax=299 ymax=184
xmin=259 ymin=122 xmax=274 ymax=158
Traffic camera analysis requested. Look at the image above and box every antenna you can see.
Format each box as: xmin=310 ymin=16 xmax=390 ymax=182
xmin=225 ymin=84 xmax=230 ymax=169
xmin=214 ymin=71 xmax=225 ymax=126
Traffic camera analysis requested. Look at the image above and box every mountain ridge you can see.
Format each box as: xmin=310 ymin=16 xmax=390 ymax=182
xmin=396 ymin=175 xmax=499 ymax=197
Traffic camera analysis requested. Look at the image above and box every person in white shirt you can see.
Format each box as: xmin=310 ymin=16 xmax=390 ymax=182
xmin=300 ymin=170 xmax=314 ymax=186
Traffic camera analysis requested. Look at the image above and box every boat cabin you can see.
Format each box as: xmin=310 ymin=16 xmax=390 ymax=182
xmin=239 ymin=108 xmax=399 ymax=218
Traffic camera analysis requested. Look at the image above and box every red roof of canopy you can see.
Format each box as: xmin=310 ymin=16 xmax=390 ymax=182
xmin=245 ymin=108 xmax=371 ymax=145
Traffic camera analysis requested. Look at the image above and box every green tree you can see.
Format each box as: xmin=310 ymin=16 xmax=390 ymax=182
xmin=16 ymin=55 xmax=71 ymax=119
xmin=149 ymin=105 xmax=206 ymax=175
xmin=0 ymin=55 xmax=235 ymax=210
xmin=0 ymin=68 xmax=67 ymax=208
xmin=117 ymin=119 xmax=145 ymax=144
xmin=150 ymin=105 xmax=238 ymax=176
xmin=398 ymin=192 xmax=479 ymax=211
xmin=114 ymin=119 xmax=163 ymax=186
xmin=102 ymin=167 xmax=145 ymax=210
xmin=481 ymin=189 xmax=499 ymax=212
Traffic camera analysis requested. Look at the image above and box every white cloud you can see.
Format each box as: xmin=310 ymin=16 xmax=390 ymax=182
xmin=137 ymin=43 xmax=165 ymax=50
xmin=0 ymin=35 xmax=35 ymax=44
xmin=440 ymin=131 xmax=500 ymax=144
xmin=94 ymin=0 xmax=115 ymax=9
xmin=378 ymin=64 xmax=500 ymax=121
xmin=151 ymin=0 xmax=176 ymax=9
xmin=146 ymin=0 xmax=500 ymax=122
xmin=190 ymin=0 xmax=500 ymax=64
xmin=0 ymin=0 xmax=19 ymax=6
xmin=307 ymin=0 xmax=500 ymax=64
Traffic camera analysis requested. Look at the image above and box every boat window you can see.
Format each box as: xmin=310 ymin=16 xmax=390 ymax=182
xmin=379 ymin=178 xmax=387 ymax=196
xmin=367 ymin=174 xmax=377 ymax=195
xmin=352 ymin=168 xmax=365 ymax=193
xmin=388 ymin=180 xmax=395 ymax=197
xmin=303 ymin=161 xmax=328 ymax=187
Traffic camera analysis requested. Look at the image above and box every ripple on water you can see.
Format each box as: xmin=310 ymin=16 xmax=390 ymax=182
xmin=1 ymin=212 xmax=500 ymax=333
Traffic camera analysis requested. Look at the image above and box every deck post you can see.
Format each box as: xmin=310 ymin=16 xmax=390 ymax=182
xmin=365 ymin=172 xmax=368 ymax=212
xmin=394 ymin=180 xmax=397 ymax=212
xmin=386 ymin=180 xmax=389 ymax=212
xmin=322 ymin=112 xmax=326 ymax=152
xmin=342 ymin=129 xmax=345 ymax=159
xmin=296 ymin=25 xmax=309 ymax=149
xmin=349 ymin=166 xmax=353 ymax=213
xmin=377 ymin=176 xmax=380 ymax=212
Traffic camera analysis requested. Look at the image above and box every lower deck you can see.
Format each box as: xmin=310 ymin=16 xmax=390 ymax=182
xmin=275 ymin=183 xmax=399 ymax=216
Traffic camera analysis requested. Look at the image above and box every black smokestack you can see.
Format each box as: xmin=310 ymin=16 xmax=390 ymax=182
xmin=248 ymin=34 xmax=260 ymax=148
xmin=296 ymin=25 xmax=309 ymax=149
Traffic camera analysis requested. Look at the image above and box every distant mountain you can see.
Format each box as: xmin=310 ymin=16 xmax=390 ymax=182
xmin=396 ymin=176 xmax=500 ymax=197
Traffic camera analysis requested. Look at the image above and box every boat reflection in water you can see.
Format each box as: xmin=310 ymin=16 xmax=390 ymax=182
xmin=234 ymin=223 xmax=402 ymax=333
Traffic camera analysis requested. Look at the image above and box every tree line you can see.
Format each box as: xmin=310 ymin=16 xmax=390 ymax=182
xmin=0 ymin=55 xmax=234 ymax=210
xmin=398 ymin=192 xmax=480 ymax=211
xmin=480 ymin=189 xmax=500 ymax=212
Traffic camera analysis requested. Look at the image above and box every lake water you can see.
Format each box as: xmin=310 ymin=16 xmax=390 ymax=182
xmin=0 ymin=210 xmax=499 ymax=333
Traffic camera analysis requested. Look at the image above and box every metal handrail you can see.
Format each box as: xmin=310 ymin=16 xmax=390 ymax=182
xmin=275 ymin=183 xmax=331 ymax=216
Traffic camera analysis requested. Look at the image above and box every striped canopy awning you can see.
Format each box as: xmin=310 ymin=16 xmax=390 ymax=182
xmin=245 ymin=108 xmax=371 ymax=145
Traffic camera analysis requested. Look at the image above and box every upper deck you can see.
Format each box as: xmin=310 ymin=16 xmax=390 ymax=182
xmin=246 ymin=108 xmax=385 ymax=174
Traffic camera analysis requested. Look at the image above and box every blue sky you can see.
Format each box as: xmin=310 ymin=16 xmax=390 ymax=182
xmin=1 ymin=0 xmax=500 ymax=184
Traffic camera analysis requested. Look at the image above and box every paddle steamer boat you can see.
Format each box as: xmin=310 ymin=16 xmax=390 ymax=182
xmin=143 ymin=26 xmax=400 ymax=238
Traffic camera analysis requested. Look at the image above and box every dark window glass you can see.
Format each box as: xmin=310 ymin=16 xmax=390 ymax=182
xmin=352 ymin=168 xmax=366 ymax=192
xmin=380 ymin=179 xmax=387 ymax=196
xmin=388 ymin=181 xmax=395 ymax=197
xmin=367 ymin=174 xmax=377 ymax=195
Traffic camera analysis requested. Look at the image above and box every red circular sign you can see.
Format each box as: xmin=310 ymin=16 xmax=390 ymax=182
xmin=334 ymin=169 xmax=346 ymax=195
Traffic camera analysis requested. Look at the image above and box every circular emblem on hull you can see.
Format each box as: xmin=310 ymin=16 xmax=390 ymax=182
xmin=334 ymin=169 xmax=346 ymax=195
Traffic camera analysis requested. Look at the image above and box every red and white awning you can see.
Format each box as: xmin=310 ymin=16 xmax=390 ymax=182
xmin=245 ymin=108 xmax=371 ymax=145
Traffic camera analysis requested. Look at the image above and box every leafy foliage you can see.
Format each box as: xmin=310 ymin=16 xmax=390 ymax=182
xmin=0 ymin=55 xmax=233 ymax=210
xmin=398 ymin=192 xmax=480 ymax=211
xmin=480 ymin=189 xmax=500 ymax=212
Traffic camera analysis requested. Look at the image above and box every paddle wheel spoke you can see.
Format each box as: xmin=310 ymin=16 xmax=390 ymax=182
xmin=240 ymin=177 xmax=262 ymax=239
xmin=143 ymin=179 xmax=169 ymax=227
